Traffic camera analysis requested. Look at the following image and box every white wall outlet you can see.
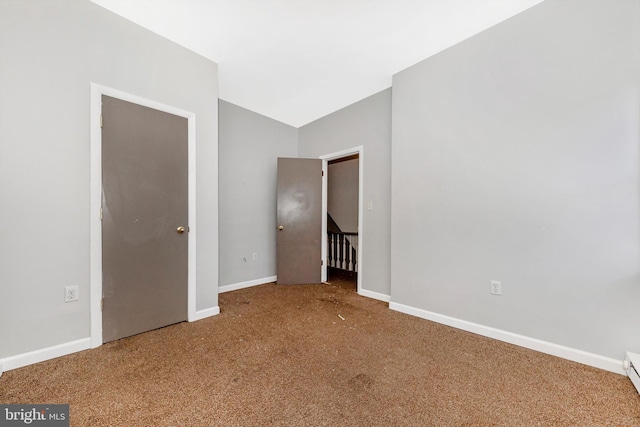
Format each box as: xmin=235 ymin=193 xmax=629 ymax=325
xmin=252 ymin=252 xmax=258 ymax=261
xmin=490 ymin=280 xmax=502 ymax=295
xmin=64 ymin=285 xmax=79 ymax=302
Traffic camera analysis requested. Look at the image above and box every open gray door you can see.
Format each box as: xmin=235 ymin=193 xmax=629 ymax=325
xmin=101 ymin=95 xmax=188 ymax=342
xmin=276 ymin=158 xmax=322 ymax=284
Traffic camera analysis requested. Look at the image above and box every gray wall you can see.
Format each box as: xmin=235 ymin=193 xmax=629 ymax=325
xmin=0 ymin=0 xmax=219 ymax=358
xmin=218 ymin=100 xmax=298 ymax=286
xmin=328 ymin=158 xmax=359 ymax=233
xmin=391 ymin=0 xmax=640 ymax=359
xmin=299 ymin=89 xmax=392 ymax=297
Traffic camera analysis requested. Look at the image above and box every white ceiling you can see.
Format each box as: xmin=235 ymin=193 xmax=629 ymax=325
xmin=90 ymin=0 xmax=543 ymax=128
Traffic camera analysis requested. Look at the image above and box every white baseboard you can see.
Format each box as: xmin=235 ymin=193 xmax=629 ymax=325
xmin=219 ymin=278 xmax=391 ymax=305
xmin=189 ymin=306 xmax=220 ymax=322
xmin=625 ymin=352 xmax=640 ymax=394
xmin=219 ymin=276 xmax=277 ymax=293
xmin=0 ymin=338 xmax=91 ymax=373
xmin=358 ymin=288 xmax=391 ymax=303
xmin=389 ymin=301 xmax=625 ymax=375
xmin=3 ymin=308 xmax=220 ymax=373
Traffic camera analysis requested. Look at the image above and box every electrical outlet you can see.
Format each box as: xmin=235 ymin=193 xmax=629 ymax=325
xmin=490 ymin=280 xmax=502 ymax=296
xmin=64 ymin=286 xmax=78 ymax=302
xmin=252 ymin=252 xmax=258 ymax=261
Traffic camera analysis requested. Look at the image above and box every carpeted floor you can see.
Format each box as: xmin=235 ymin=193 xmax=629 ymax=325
xmin=1 ymin=275 xmax=639 ymax=426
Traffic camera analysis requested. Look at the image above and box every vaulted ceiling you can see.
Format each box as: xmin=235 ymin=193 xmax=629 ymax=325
xmin=91 ymin=0 xmax=543 ymax=127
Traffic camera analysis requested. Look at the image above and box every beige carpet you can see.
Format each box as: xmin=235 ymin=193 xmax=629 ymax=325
xmin=1 ymin=276 xmax=638 ymax=426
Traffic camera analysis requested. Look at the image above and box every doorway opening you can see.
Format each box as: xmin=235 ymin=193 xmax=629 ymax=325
xmin=320 ymin=146 xmax=363 ymax=295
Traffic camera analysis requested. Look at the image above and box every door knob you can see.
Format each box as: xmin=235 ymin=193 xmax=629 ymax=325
xmin=278 ymin=225 xmax=284 ymax=231
xmin=177 ymin=226 xmax=186 ymax=234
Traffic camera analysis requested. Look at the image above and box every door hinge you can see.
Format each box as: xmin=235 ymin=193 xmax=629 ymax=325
xmin=322 ymin=170 xmax=324 ymax=176
xmin=100 ymin=114 xmax=103 ymax=128
xmin=100 ymin=207 xmax=103 ymax=220
xmin=101 ymin=297 xmax=104 ymax=311
xmin=321 ymin=260 xmax=324 ymax=266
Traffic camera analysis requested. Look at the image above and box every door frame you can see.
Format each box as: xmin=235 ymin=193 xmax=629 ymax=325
xmin=320 ymin=146 xmax=363 ymax=294
xmin=89 ymin=83 xmax=197 ymax=348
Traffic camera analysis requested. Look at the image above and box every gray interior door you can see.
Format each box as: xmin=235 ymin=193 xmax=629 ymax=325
xmin=276 ymin=158 xmax=322 ymax=284
xmin=102 ymin=95 xmax=188 ymax=343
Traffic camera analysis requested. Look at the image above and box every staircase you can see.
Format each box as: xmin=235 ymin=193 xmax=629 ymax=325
xmin=327 ymin=214 xmax=358 ymax=272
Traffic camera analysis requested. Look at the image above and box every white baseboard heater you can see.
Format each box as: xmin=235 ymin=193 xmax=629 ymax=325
xmin=625 ymin=352 xmax=640 ymax=394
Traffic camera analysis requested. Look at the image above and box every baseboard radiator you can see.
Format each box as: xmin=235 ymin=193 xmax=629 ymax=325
xmin=625 ymin=352 xmax=640 ymax=394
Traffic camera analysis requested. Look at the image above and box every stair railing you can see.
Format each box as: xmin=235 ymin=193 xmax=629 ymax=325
xmin=327 ymin=231 xmax=358 ymax=272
